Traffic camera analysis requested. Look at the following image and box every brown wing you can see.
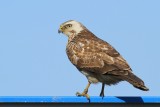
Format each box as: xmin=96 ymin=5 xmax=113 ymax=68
xmin=66 ymin=30 xmax=149 ymax=91
xmin=66 ymin=30 xmax=131 ymax=74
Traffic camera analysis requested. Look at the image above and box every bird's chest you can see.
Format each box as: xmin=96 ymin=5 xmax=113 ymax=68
xmin=66 ymin=42 xmax=78 ymax=56
xmin=66 ymin=41 xmax=82 ymax=65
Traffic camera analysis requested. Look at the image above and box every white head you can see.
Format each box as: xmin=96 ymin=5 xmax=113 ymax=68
xmin=58 ymin=20 xmax=85 ymax=37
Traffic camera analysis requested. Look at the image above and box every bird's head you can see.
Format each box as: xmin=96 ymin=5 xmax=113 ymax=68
xmin=58 ymin=20 xmax=84 ymax=37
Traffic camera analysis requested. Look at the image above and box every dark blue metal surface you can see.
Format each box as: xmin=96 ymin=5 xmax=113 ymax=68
xmin=0 ymin=96 xmax=159 ymax=103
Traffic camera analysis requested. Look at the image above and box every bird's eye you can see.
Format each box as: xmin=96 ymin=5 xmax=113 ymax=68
xmin=63 ymin=24 xmax=72 ymax=30
xmin=68 ymin=24 xmax=72 ymax=27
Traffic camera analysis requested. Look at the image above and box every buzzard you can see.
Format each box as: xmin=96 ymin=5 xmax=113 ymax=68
xmin=58 ymin=20 xmax=149 ymax=100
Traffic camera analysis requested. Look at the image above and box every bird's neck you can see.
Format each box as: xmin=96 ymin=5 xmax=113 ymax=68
xmin=68 ymin=32 xmax=76 ymax=43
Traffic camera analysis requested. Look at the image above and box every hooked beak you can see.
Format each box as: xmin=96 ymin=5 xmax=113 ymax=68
xmin=58 ymin=29 xmax=62 ymax=34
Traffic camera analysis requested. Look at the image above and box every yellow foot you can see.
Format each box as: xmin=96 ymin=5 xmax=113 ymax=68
xmin=76 ymin=90 xmax=90 ymax=100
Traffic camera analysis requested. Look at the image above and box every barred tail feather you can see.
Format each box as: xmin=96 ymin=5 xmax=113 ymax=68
xmin=122 ymin=72 xmax=149 ymax=91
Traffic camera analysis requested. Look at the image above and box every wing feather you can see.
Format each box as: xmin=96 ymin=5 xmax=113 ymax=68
xmin=66 ymin=30 xmax=131 ymax=74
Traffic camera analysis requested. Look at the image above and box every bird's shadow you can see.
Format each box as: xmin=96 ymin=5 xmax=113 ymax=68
xmin=116 ymin=96 xmax=144 ymax=103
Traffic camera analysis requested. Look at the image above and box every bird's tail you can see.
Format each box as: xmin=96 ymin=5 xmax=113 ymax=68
xmin=121 ymin=72 xmax=149 ymax=91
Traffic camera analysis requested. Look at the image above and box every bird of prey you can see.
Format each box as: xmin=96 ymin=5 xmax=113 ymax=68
xmin=58 ymin=20 xmax=149 ymax=100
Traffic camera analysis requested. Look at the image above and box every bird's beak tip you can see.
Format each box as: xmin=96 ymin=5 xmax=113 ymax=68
xmin=58 ymin=29 xmax=62 ymax=34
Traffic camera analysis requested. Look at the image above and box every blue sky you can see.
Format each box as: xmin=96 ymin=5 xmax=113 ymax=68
xmin=0 ymin=0 xmax=160 ymax=96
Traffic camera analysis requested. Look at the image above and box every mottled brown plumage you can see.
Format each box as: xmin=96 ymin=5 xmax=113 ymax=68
xmin=58 ymin=20 xmax=149 ymax=99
